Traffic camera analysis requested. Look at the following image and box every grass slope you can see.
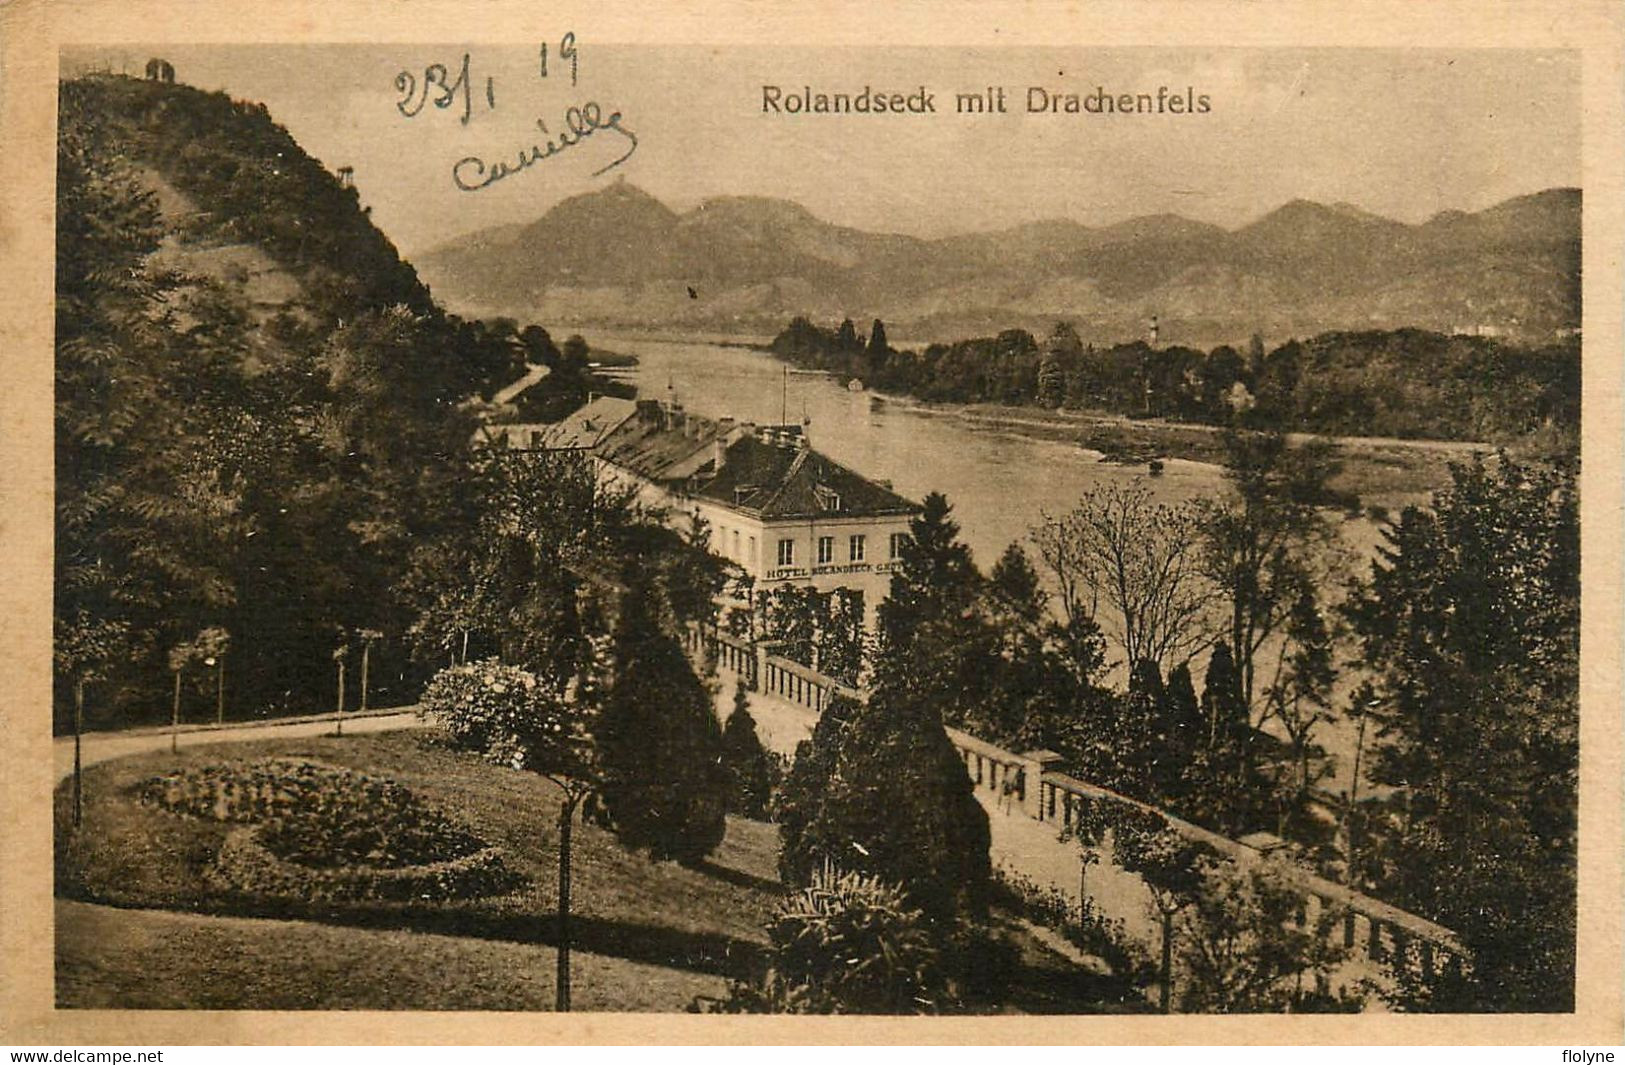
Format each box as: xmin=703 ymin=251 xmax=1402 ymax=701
xmin=56 ymin=899 xmax=724 ymax=1011
xmin=56 ymin=726 xmax=1149 ymax=1012
xmin=57 ymin=730 xmax=783 ymax=984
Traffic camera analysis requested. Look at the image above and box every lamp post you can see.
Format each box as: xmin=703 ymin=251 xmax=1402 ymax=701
xmin=333 ymin=644 xmax=348 ymax=736
xmin=357 ymin=629 xmax=383 ymax=713
xmin=204 ymin=655 xmax=222 ymax=725
xmin=1343 ymin=689 xmax=1379 ymax=889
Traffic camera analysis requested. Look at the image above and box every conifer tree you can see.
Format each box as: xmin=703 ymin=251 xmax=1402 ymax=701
xmin=596 ymin=571 xmax=727 ymax=863
xmin=1158 ymin=660 xmax=1204 ymax=800
xmin=781 ymin=495 xmax=992 ymax=922
xmin=1201 ymin=642 xmax=1249 ymax=753
xmin=775 ymin=691 xmax=858 ymax=883
xmin=836 ymin=318 xmax=861 ymax=352
xmin=721 ymin=678 xmax=775 ymax=819
xmin=867 ymin=318 xmax=889 ymax=359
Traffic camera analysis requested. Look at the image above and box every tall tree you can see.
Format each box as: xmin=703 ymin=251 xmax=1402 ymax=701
xmin=55 ymin=88 xmax=250 ymax=727
xmin=1260 ymin=588 xmax=1337 ymax=807
xmin=866 ymin=318 xmax=890 ymax=360
xmin=1158 ymin=661 xmax=1204 ymax=800
xmin=1031 ymin=481 xmax=1212 ymax=670
xmin=596 ymin=570 xmax=728 ymax=864
xmin=1348 ymin=452 xmax=1578 ymax=1012
xmin=775 ymin=691 xmax=859 ymax=885
xmin=1038 ymin=322 xmax=1079 ymax=409
xmin=874 ymin=492 xmax=996 ymax=723
xmin=783 ymin=493 xmax=992 ymax=921
xmin=721 ymin=679 xmax=775 ymax=819
xmin=1199 ymin=429 xmax=1337 ymax=710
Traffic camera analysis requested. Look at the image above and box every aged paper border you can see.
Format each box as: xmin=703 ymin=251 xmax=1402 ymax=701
xmin=2 ymin=0 xmax=1620 ymax=1045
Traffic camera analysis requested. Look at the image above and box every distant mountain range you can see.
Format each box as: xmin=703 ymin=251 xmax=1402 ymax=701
xmin=417 ymin=182 xmax=1581 ymax=346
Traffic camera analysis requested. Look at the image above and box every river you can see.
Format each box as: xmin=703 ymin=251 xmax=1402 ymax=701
xmin=587 ymin=333 xmax=1231 ymax=569
xmin=587 ymin=333 xmax=1382 ymax=795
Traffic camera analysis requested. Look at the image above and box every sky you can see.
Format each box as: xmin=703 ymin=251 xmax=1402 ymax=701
xmin=62 ymin=44 xmax=1581 ymax=256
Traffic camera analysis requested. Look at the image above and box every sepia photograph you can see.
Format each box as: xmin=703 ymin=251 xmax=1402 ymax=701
xmin=4 ymin=3 xmax=1621 ymax=1045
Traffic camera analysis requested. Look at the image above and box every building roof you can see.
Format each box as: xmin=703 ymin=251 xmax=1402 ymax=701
xmin=593 ymin=401 xmax=919 ymax=521
xmin=544 ymin=395 xmax=638 ymax=449
xmin=473 ymin=395 xmax=637 ymax=451
xmin=695 ymin=435 xmax=918 ymax=520
xmin=594 ymin=401 xmax=725 ymax=477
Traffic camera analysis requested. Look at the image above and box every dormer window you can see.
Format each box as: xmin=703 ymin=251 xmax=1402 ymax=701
xmin=814 ymin=484 xmax=843 ymax=512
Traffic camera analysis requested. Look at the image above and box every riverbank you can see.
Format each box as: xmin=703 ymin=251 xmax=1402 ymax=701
xmin=868 ymin=397 xmax=1482 ymax=511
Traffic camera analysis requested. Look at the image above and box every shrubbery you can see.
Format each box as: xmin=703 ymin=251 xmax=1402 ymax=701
xmin=702 ymin=866 xmax=954 ymax=1014
xmin=417 ymin=658 xmax=568 ymax=772
xmin=991 ymin=868 xmax=1156 ymax=992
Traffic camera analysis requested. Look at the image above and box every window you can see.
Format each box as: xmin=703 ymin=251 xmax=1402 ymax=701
xmin=817 ymin=536 xmax=834 ymax=564
xmin=731 ymin=530 xmax=740 ymax=559
xmin=890 ymin=532 xmax=908 ymax=559
xmin=777 ymin=539 xmax=795 ymax=567
xmin=849 ymin=534 xmax=866 ymax=562
xmin=748 ymin=536 xmax=756 ymax=562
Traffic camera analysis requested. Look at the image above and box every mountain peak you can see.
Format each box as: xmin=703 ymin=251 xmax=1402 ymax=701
xmin=1245 ymin=198 xmax=1400 ymax=233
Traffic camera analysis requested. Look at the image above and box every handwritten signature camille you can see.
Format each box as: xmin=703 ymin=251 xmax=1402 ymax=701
xmin=452 ymin=101 xmax=637 ymax=192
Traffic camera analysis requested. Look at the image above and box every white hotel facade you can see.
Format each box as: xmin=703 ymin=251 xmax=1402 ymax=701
xmin=507 ymin=395 xmax=920 ymax=624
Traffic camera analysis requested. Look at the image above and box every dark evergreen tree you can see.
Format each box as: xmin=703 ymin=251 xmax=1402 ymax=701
xmin=1158 ymin=661 xmax=1204 ymax=799
xmin=782 ymin=494 xmax=992 ymax=922
xmin=866 ymin=318 xmax=891 ymax=378
xmin=1039 ymin=322 xmax=1080 ymax=410
xmin=775 ymin=692 xmax=858 ymax=883
xmin=1200 ymin=643 xmax=1249 ymax=752
xmin=1348 ymin=453 xmax=1578 ymax=1012
xmin=836 ymin=318 xmax=861 ymax=352
xmin=873 ymin=492 xmax=996 ymax=723
xmin=597 ymin=571 xmax=728 ymax=863
xmin=1110 ymin=659 xmax=1166 ymax=798
xmin=1178 ymin=642 xmax=1260 ymax=834
xmin=989 ymin=543 xmax=1045 ymax=626
xmin=721 ymin=679 xmax=775 ymax=819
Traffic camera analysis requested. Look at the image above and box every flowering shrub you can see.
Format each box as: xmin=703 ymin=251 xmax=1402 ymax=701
xmin=418 ymin=659 xmax=576 ymax=772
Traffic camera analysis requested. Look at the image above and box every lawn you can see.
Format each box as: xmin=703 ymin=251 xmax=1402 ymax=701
xmin=57 ymin=899 xmax=726 ymax=1011
xmin=57 ymin=729 xmax=783 ymax=1003
xmin=55 ymin=726 xmax=1148 ymax=1012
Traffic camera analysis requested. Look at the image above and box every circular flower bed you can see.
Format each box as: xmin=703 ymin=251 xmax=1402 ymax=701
xmin=208 ymin=828 xmax=516 ymax=903
xmin=141 ymin=759 xmax=522 ymax=902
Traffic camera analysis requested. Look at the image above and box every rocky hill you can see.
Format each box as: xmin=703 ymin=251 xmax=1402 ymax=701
xmin=418 ymin=182 xmax=1580 ymax=346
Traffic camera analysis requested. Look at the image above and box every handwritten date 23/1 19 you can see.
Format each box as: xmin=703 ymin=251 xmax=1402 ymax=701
xmin=398 ymin=37 xmax=579 ymax=126
xmin=396 ymin=53 xmax=495 ymax=126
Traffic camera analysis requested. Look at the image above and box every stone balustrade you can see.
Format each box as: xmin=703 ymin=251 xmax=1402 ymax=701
xmin=687 ymin=622 xmax=1470 ymax=985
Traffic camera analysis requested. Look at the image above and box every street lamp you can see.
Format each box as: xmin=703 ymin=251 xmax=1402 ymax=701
xmin=203 ymin=655 xmax=223 ymax=725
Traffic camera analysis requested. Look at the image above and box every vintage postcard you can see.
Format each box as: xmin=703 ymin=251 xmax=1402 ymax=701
xmin=1 ymin=0 xmax=1621 ymax=1046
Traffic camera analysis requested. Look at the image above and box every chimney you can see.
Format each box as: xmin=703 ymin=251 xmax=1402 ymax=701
xmin=713 ymin=418 xmax=737 ymax=473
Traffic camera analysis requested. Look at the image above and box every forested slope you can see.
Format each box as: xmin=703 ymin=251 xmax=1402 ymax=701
xmin=54 ymin=74 xmax=535 ymax=726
